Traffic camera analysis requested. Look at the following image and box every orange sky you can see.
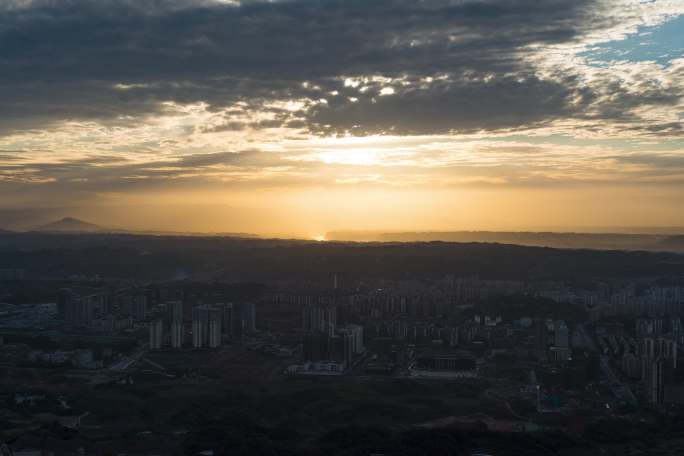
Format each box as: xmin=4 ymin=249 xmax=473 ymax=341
xmin=0 ymin=1 xmax=683 ymax=236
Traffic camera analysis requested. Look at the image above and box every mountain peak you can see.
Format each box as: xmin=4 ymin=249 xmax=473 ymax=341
xmin=58 ymin=216 xmax=82 ymax=223
xmin=35 ymin=217 xmax=102 ymax=232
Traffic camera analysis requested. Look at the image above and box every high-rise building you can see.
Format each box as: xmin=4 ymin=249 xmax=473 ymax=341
xmin=149 ymin=319 xmax=163 ymax=350
xmin=234 ymin=302 xmax=256 ymax=337
xmin=341 ymin=324 xmax=364 ymax=354
xmin=64 ymin=291 xmax=94 ymax=328
xmin=640 ymin=337 xmax=677 ymax=369
xmin=168 ymin=301 xmax=184 ymax=348
xmin=639 ymin=336 xmax=677 ymax=404
xmin=170 ymin=321 xmax=183 ymax=348
xmin=641 ymin=337 xmax=656 ymax=359
xmin=329 ymin=332 xmax=354 ymax=366
xmin=302 ymin=304 xmax=336 ymax=335
xmin=216 ymin=302 xmax=234 ymax=338
xmin=646 ymin=357 xmax=666 ymax=404
xmin=554 ymin=321 xmax=570 ymax=348
xmin=208 ymin=307 xmax=222 ymax=348
xmin=656 ymin=338 xmax=678 ymax=369
xmin=303 ymin=326 xmax=357 ymax=368
xmin=119 ymin=292 xmax=148 ymax=321
xmin=192 ymin=306 xmax=209 ymax=348
xmin=191 ymin=305 xmax=226 ymax=348
xmin=133 ymin=294 xmax=147 ymax=321
xmin=168 ymin=300 xmax=184 ymax=323
xmin=243 ymin=302 xmax=256 ymax=334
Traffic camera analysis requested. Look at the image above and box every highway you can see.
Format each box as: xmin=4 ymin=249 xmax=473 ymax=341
xmin=109 ymin=343 xmax=149 ymax=371
xmin=579 ymin=323 xmax=637 ymax=405
xmin=600 ymin=355 xmax=637 ymax=404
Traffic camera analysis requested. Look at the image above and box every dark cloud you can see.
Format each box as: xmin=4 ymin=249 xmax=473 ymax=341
xmin=0 ymin=0 xmax=680 ymax=137
xmin=1 ymin=0 xmax=592 ymax=81
xmin=309 ymin=73 xmax=577 ymax=135
xmin=0 ymin=0 xmax=594 ymax=134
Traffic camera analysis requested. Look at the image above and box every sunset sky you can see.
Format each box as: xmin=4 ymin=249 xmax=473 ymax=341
xmin=1 ymin=0 xmax=683 ymax=237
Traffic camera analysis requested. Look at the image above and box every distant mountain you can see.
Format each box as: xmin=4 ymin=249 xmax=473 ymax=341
xmin=658 ymin=235 xmax=684 ymax=250
xmin=34 ymin=217 xmax=103 ymax=233
xmin=27 ymin=218 xmax=262 ymax=237
xmin=325 ymin=230 xmax=684 ymax=252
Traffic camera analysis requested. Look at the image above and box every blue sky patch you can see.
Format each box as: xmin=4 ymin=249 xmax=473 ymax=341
xmin=581 ymin=14 xmax=684 ymax=66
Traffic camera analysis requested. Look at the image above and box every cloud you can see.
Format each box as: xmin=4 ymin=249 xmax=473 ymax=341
xmin=308 ymin=73 xmax=577 ymax=135
xmin=2 ymin=0 xmax=681 ymax=138
xmin=3 ymin=137 xmax=684 ymax=206
xmin=0 ymin=0 xmax=683 ymax=215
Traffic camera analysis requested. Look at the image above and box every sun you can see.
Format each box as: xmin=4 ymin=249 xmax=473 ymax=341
xmin=313 ymin=235 xmax=327 ymax=242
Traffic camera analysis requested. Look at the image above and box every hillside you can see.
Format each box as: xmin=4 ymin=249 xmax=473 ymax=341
xmin=325 ymin=230 xmax=684 ymax=252
xmin=34 ymin=217 xmax=103 ymax=233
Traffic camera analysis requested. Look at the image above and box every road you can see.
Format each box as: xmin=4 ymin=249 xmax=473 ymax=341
xmin=580 ymin=323 xmax=636 ymax=405
xmin=109 ymin=344 xmax=148 ymax=371
xmin=600 ymin=355 xmax=637 ymax=405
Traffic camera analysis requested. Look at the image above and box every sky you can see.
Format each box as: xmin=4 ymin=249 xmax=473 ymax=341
xmin=0 ymin=0 xmax=683 ymax=237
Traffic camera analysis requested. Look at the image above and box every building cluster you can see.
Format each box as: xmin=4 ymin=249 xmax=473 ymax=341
xmin=274 ymin=277 xmax=611 ymax=396
xmin=57 ymin=287 xmax=141 ymax=332
xmin=52 ymin=284 xmax=259 ymax=350
xmin=596 ymin=318 xmax=684 ymax=405
xmin=300 ymin=303 xmax=364 ymax=371
xmin=0 ymin=302 xmax=56 ymax=330
xmin=150 ymin=301 xmax=256 ymax=350
xmin=21 ymin=347 xmax=113 ymax=370
xmin=540 ymin=283 xmax=684 ymax=321
xmin=270 ymin=277 xmax=535 ymax=322
xmin=4 ymin=272 xmax=684 ymax=413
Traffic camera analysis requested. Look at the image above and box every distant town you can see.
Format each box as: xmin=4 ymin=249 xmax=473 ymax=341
xmin=2 ymin=232 xmax=684 ymax=455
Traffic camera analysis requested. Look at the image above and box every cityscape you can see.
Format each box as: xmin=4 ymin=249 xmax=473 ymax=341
xmin=2 ymin=0 xmax=684 ymax=454
xmin=2 ymin=232 xmax=684 ymax=454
